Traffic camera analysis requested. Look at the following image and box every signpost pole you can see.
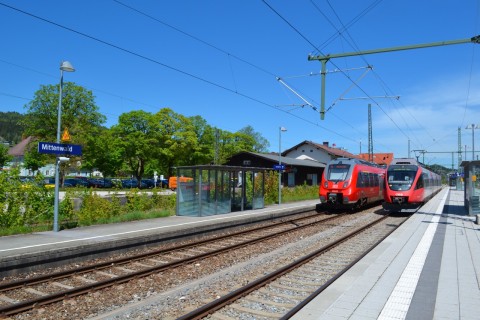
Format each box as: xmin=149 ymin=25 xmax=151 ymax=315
xmin=278 ymin=127 xmax=287 ymax=204
xmin=53 ymin=61 xmax=75 ymax=232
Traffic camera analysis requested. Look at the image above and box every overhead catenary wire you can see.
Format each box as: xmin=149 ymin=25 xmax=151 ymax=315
xmin=262 ymin=0 xmax=413 ymax=147
xmin=0 ymin=1 xmax=364 ymax=145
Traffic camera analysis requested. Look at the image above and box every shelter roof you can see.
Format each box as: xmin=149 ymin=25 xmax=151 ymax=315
xmin=231 ymin=151 xmax=326 ymax=168
xmin=8 ymin=136 xmax=33 ymax=157
xmin=282 ymin=140 xmax=359 ymax=159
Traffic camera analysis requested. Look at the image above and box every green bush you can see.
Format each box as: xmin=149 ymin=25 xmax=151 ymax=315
xmin=263 ymin=170 xmax=279 ymax=205
xmin=282 ymin=183 xmax=318 ymax=202
xmin=0 ymin=169 xmax=54 ymax=228
xmin=77 ymin=190 xmax=120 ymax=225
xmin=1 ymin=169 xmax=317 ymax=236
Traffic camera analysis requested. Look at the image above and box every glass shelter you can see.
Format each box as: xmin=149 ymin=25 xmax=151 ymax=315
xmin=174 ymin=165 xmax=269 ymax=217
xmin=460 ymin=160 xmax=480 ymax=215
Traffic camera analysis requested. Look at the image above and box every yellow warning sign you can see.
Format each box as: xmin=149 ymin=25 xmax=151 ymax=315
xmin=61 ymin=128 xmax=71 ymax=142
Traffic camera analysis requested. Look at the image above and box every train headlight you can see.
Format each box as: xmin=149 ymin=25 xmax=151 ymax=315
xmin=343 ymin=181 xmax=349 ymax=188
xmin=323 ymin=181 xmax=328 ymax=188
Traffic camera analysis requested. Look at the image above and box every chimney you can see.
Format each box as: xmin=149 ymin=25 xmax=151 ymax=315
xmin=323 ymin=141 xmax=329 ymax=147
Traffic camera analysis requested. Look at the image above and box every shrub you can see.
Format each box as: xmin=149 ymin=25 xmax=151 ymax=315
xmin=77 ymin=190 xmax=116 ymax=225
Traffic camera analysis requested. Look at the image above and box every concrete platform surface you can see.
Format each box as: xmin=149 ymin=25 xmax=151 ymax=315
xmin=292 ymin=188 xmax=480 ymax=320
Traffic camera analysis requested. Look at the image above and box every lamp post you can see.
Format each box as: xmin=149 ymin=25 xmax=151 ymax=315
xmin=466 ymin=124 xmax=479 ymax=160
xmin=54 ymin=61 xmax=75 ymax=232
xmin=278 ymin=126 xmax=287 ymax=204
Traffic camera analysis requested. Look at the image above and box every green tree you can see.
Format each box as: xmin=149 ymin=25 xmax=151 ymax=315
xmin=217 ymin=130 xmax=257 ymax=164
xmin=83 ymin=127 xmax=124 ymax=178
xmin=154 ymin=108 xmax=197 ymax=177
xmin=0 ymin=111 xmax=25 ymax=144
xmin=23 ymin=141 xmax=47 ymax=174
xmin=21 ymin=82 xmax=106 ymax=180
xmin=188 ymin=115 xmax=215 ymax=165
xmin=21 ymin=82 xmax=106 ymax=144
xmin=238 ymin=125 xmax=270 ymax=152
xmin=112 ymin=110 xmax=160 ymax=186
xmin=0 ymin=144 xmax=12 ymax=167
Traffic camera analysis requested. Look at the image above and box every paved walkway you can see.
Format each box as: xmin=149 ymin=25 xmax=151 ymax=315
xmin=292 ymin=188 xmax=480 ymax=320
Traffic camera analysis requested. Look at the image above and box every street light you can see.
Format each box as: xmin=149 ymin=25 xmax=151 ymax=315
xmin=54 ymin=61 xmax=75 ymax=232
xmin=465 ymin=124 xmax=479 ymax=160
xmin=278 ymin=126 xmax=287 ymax=204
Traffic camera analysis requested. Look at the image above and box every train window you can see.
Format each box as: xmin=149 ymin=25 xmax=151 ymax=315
xmin=387 ymin=165 xmax=418 ymax=191
xmin=362 ymin=172 xmax=371 ymax=187
xmin=327 ymin=164 xmax=351 ymax=181
xmin=415 ymin=174 xmax=425 ymax=189
xmin=356 ymin=172 xmax=364 ymax=187
xmin=368 ymin=173 xmax=374 ymax=187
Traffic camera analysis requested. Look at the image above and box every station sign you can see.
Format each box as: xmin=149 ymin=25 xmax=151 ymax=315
xmin=38 ymin=142 xmax=82 ymax=156
xmin=273 ymin=164 xmax=285 ymax=170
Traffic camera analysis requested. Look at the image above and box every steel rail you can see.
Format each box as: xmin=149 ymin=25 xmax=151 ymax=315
xmin=0 ymin=211 xmax=345 ymax=317
xmin=176 ymin=215 xmax=390 ymax=320
xmin=0 ymin=210 xmax=324 ymax=292
xmin=281 ymin=214 xmax=409 ymax=319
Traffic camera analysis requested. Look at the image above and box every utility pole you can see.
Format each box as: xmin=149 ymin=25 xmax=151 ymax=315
xmin=458 ymin=127 xmax=462 ymax=168
xmin=368 ymin=104 xmax=373 ymax=162
xmin=465 ymin=124 xmax=479 ymax=160
xmin=214 ymin=129 xmax=220 ymax=165
xmin=412 ymin=149 xmax=426 ymax=163
xmin=308 ymin=36 xmax=480 ymax=120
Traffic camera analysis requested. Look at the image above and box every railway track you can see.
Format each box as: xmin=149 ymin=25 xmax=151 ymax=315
xmin=177 ymin=214 xmax=408 ymax=320
xmin=0 ymin=210 xmax=349 ymax=317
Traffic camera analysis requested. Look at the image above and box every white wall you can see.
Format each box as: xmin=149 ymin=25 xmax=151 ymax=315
xmin=284 ymin=143 xmax=333 ymax=164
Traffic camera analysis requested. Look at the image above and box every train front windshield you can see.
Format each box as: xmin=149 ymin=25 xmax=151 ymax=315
xmin=327 ymin=164 xmax=351 ymax=181
xmin=387 ymin=165 xmax=418 ymax=191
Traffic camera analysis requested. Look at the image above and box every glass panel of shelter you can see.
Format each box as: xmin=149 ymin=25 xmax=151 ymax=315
xmin=176 ymin=165 xmax=267 ymax=217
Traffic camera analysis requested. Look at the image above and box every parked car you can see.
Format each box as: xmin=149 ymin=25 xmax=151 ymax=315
xmin=42 ymin=177 xmax=73 ymax=188
xmin=157 ymin=178 xmax=169 ymax=188
xmin=89 ymin=178 xmax=114 ymax=188
xmin=121 ymin=179 xmax=147 ymax=189
xmin=64 ymin=178 xmax=89 ymax=188
xmin=141 ymin=179 xmax=156 ymax=189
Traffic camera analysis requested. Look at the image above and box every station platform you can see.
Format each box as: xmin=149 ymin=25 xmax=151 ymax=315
xmin=292 ymin=187 xmax=480 ymax=320
xmin=0 ymin=199 xmax=319 ymax=276
xmin=1 ymin=189 xmax=478 ymax=320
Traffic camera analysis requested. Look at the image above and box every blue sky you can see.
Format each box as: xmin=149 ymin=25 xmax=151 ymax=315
xmin=1 ymin=0 xmax=479 ymax=169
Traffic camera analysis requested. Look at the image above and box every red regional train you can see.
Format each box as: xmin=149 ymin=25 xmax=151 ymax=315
xmin=382 ymin=158 xmax=442 ymax=213
xmin=319 ymin=158 xmax=386 ymax=210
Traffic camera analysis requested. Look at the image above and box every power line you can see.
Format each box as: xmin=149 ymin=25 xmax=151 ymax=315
xmin=113 ymin=0 xmax=278 ymax=78
xmin=262 ymin=0 xmax=413 ymax=145
xmin=0 ymin=1 xmax=363 ymax=144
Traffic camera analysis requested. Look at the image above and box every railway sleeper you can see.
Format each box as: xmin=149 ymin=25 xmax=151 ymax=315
xmin=23 ymin=287 xmax=48 ymax=297
xmin=0 ymin=294 xmax=17 ymax=304
xmin=280 ymin=277 xmax=323 ymax=287
xmin=228 ymin=302 xmax=284 ymax=318
xmin=51 ymin=282 xmax=75 ymax=290
xmin=242 ymin=295 xmax=296 ymax=308
xmin=268 ymin=282 xmax=312 ymax=293
xmin=74 ymin=276 xmax=96 ymax=284
xmin=208 ymin=312 xmax=238 ymax=320
xmin=258 ymin=287 xmax=303 ymax=300
xmin=95 ymin=271 xmax=117 ymax=278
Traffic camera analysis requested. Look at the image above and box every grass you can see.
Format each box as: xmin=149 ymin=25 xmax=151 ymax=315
xmin=0 ymin=224 xmax=52 ymax=236
xmin=92 ymin=209 xmax=174 ymax=225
